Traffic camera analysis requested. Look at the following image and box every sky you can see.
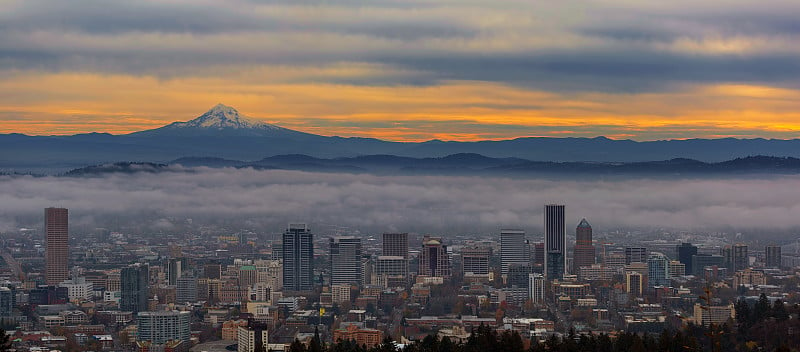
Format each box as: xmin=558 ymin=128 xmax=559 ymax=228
xmin=1 ymin=0 xmax=800 ymax=141
xmin=3 ymin=170 xmax=800 ymax=235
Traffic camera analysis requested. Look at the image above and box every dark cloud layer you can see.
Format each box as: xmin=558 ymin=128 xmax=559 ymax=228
xmin=1 ymin=169 xmax=800 ymax=236
xmin=2 ymin=0 xmax=800 ymax=92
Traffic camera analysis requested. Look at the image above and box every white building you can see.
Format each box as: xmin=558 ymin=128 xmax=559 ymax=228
xmin=59 ymin=277 xmax=93 ymax=302
xmin=528 ymin=273 xmax=545 ymax=304
xmin=238 ymin=324 xmax=269 ymax=352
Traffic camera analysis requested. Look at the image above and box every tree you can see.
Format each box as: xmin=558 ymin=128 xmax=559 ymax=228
xmin=772 ymin=299 xmax=789 ymax=320
xmin=0 ymin=329 xmax=10 ymax=352
xmin=290 ymin=339 xmax=308 ymax=352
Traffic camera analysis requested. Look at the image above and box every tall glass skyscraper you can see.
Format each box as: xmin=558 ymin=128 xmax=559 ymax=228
xmin=500 ymin=229 xmax=527 ymax=275
xmin=330 ymin=236 xmax=362 ymax=286
xmin=544 ymin=204 xmax=566 ymax=279
xmin=120 ymin=263 xmax=149 ymax=313
xmin=647 ymin=252 xmax=670 ymax=287
xmin=282 ymin=223 xmax=314 ymax=291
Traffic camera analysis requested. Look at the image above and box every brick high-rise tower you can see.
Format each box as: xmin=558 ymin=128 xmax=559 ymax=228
xmin=572 ymin=218 xmax=595 ymax=274
xmin=45 ymin=207 xmax=69 ymax=285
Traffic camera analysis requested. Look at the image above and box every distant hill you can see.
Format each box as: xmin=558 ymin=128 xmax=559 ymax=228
xmin=4 ymin=104 xmax=800 ymax=173
xmin=62 ymin=155 xmax=800 ymax=177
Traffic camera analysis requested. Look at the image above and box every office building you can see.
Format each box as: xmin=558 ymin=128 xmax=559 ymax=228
xmin=461 ymin=247 xmax=491 ymax=276
xmin=330 ymin=237 xmax=362 ymax=286
xmin=625 ymin=246 xmax=647 ymax=264
xmin=136 ymin=310 xmax=191 ymax=344
xmin=765 ymin=244 xmax=782 ymax=268
xmin=45 ymin=207 xmax=69 ymax=285
xmin=691 ymin=254 xmax=725 ymax=276
xmin=507 ymin=264 xmax=534 ymax=288
xmin=176 ymin=276 xmax=198 ymax=303
xmin=419 ymin=236 xmax=451 ymax=278
xmin=500 ymin=229 xmax=527 ymax=275
xmin=382 ymin=233 xmax=408 ymax=259
xmin=723 ymin=243 xmax=748 ymax=272
xmin=282 ymin=223 xmax=314 ymax=291
xmin=668 ymin=260 xmax=686 ymax=277
xmin=647 ymin=253 xmax=670 ymax=287
xmin=733 ymin=269 xmax=766 ymax=287
xmin=237 ymin=321 xmax=270 ymax=352
xmin=58 ymin=277 xmax=93 ymax=302
xmin=166 ymin=258 xmax=182 ymax=286
xmin=572 ymin=218 xmax=595 ymax=273
xmin=676 ymin=243 xmax=698 ymax=274
xmin=376 ymin=256 xmax=408 ymax=287
xmin=120 ymin=264 xmax=149 ymax=313
xmin=544 ymin=204 xmax=566 ymax=279
xmin=533 ymin=242 xmax=545 ymax=266
xmin=528 ymin=273 xmax=545 ymax=304
xmin=626 ymin=271 xmax=643 ymax=296
xmin=693 ymin=303 xmax=735 ymax=326
xmin=0 ymin=287 xmax=13 ymax=317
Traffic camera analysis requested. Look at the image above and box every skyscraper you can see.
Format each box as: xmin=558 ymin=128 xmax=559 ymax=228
xmin=723 ymin=243 xmax=749 ymax=272
xmin=625 ymin=246 xmax=648 ymax=264
xmin=765 ymin=244 xmax=781 ymax=268
xmin=625 ymin=271 xmax=643 ymax=296
xmin=121 ymin=264 xmax=150 ymax=313
xmin=544 ymin=204 xmax=566 ymax=279
xmin=237 ymin=321 xmax=270 ymax=352
xmin=45 ymin=207 xmax=69 ymax=285
xmin=382 ymin=233 xmax=408 ymax=259
xmin=647 ymin=253 xmax=670 ymax=287
xmin=500 ymin=229 xmax=527 ymax=275
xmin=676 ymin=243 xmax=698 ymax=275
xmin=461 ymin=247 xmax=491 ymax=276
xmin=282 ymin=223 xmax=314 ymax=291
xmin=528 ymin=273 xmax=545 ymax=304
xmin=419 ymin=236 xmax=451 ymax=278
xmin=166 ymin=258 xmax=182 ymax=286
xmin=330 ymin=237 xmax=362 ymax=286
xmin=572 ymin=218 xmax=595 ymax=274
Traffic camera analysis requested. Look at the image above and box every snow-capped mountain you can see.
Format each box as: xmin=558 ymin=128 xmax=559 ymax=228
xmin=166 ymin=103 xmax=283 ymax=130
xmin=130 ymin=103 xmax=300 ymax=137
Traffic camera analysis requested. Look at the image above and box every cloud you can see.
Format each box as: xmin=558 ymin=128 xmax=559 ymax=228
xmin=2 ymin=0 xmax=800 ymax=92
xmin=2 ymin=169 xmax=800 ymax=237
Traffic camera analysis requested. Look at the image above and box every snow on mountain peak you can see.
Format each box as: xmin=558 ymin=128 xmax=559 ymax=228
xmin=172 ymin=104 xmax=282 ymax=130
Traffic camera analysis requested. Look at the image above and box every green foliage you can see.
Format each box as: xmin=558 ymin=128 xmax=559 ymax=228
xmin=0 ymin=329 xmax=11 ymax=352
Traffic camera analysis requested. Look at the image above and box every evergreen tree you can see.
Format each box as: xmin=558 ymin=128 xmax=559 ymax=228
xmin=290 ymin=339 xmax=308 ymax=352
xmin=0 ymin=329 xmax=10 ymax=352
xmin=754 ymin=293 xmax=770 ymax=322
xmin=772 ymin=299 xmax=789 ymax=320
xmin=310 ymin=326 xmax=323 ymax=352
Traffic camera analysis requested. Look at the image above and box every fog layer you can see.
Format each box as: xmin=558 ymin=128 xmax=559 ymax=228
xmin=1 ymin=168 xmax=799 ymax=235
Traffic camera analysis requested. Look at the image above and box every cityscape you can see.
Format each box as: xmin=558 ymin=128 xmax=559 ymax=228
xmin=3 ymin=0 xmax=800 ymax=352
xmin=1 ymin=203 xmax=799 ymax=352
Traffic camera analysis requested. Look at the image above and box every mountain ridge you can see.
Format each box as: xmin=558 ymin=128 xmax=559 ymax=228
xmin=59 ymin=154 xmax=800 ymax=177
xmin=4 ymin=104 xmax=800 ymax=173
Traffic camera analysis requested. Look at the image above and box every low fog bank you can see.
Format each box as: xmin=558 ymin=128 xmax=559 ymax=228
xmin=1 ymin=168 xmax=800 ymax=237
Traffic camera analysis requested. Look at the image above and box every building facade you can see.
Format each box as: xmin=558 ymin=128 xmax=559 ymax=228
xmin=121 ymin=264 xmax=150 ymax=313
xmin=765 ymin=244 xmax=782 ymax=268
xmin=136 ymin=311 xmax=191 ymax=344
xmin=282 ymin=223 xmax=314 ymax=291
xmin=45 ymin=207 xmax=69 ymax=285
xmin=500 ymin=229 xmax=527 ymax=275
xmin=419 ymin=236 xmax=451 ymax=278
xmin=572 ymin=218 xmax=595 ymax=274
xmin=544 ymin=204 xmax=566 ymax=279
xmin=330 ymin=237 xmax=362 ymax=286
